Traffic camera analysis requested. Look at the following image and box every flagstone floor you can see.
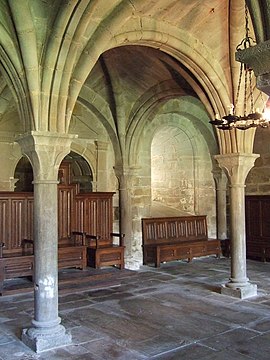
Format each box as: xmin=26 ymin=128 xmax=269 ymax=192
xmin=1 ymin=257 xmax=270 ymax=359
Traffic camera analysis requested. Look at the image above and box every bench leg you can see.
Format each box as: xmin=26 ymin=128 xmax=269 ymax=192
xmin=0 ymin=262 xmax=3 ymax=295
xmin=155 ymin=247 xmax=161 ymax=267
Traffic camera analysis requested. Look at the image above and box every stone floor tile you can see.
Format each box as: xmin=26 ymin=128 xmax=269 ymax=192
xmin=1 ymin=258 xmax=270 ymax=359
xmin=149 ymin=343 xmax=217 ymax=360
xmin=199 ymin=327 xmax=260 ymax=351
xmin=81 ymin=338 xmax=148 ymax=359
xmin=232 ymin=332 xmax=270 ymax=360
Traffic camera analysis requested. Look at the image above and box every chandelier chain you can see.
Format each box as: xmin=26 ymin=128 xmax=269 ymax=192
xmin=249 ymin=69 xmax=254 ymax=114
xmin=235 ymin=62 xmax=243 ymax=115
xmin=209 ymin=4 xmax=269 ymax=130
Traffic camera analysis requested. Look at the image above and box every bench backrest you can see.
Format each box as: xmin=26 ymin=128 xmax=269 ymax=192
xmin=142 ymin=215 xmax=208 ymax=246
xmin=75 ymin=192 xmax=115 ymax=246
xmin=0 ymin=190 xmax=116 ymax=254
xmin=0 ymin=192 xmax=34 ymax=257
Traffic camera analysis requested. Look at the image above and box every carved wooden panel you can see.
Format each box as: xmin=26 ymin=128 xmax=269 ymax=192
xmin=58 ymin=184 xmax=78 ymax=241
xmin=245 ymin=195 xmax=270 ymax=260
xmin=0 ymin=160 xmax=116 ymax=256
xmin=142 ymin=215 xmax=208 ymax=246
xmin=75 ymin=192 xmax=114 ymax=245
xmin=0 ymin=193 xmax=34 ymax=254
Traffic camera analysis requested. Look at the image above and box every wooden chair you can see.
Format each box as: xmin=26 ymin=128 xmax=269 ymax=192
xmin=72 ymin=231 xmax=125 ymax=269
xmin=74 ymin=191 xmax=125 ymax=269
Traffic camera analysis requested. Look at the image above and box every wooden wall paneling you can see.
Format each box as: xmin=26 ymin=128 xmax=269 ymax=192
xmin=58 ymin=184 xmax=78 ymax=242
xmin=75 ymin=192 xmax=115 ymax=246
xmin=0 ymin=197 xmax=10 ymax=249
xmin=245 ymin=195 xmax=270 ymax=261
xmin=0 ymin=193 xmax=34 ymax=255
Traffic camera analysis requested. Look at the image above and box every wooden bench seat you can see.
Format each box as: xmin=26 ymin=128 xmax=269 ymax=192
xmin=58 ymin=234 xmax=87 ymax=270
xmin=22 ymin=235 xmax=87 ymax=271
xmin=142 ymin=215 xmax=221 ymax=267
xmin=0 ymin=234 xmax=87 ymax=295
xmin=0 ymin=241 xmax=34 ymax=295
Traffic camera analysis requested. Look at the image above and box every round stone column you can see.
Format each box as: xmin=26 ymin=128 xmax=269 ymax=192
xmin=212 ymin=168 xmax=228 ymax=241
xmin=16 ymin=131 xmax=75 ymax=352
xmin=114 ymin=165 xmax=144 ymax=270
xmin=215 ymin=153 xmax=259 ymax=299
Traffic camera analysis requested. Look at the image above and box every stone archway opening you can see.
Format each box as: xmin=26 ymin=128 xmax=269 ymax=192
xmin=14 ymin=151 xmax=93 ymax=192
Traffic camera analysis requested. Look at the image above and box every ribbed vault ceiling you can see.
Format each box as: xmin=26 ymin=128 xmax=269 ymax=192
xmin=0 ymin=0 xmax=267 ymax=139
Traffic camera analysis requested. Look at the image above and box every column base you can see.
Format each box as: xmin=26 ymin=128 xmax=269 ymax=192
xmin=125 ymin=255 xmax=142 ymax=270
xmin=220 ymin=283 xmax=257 ymax=299
xmin=21 ymin=324 xmax=72 ymax=353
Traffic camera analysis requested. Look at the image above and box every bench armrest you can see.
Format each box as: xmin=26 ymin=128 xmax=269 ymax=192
xmin=21 ymin=239 xmax=34 ymax=255
xmin=111 ymin=233 xmax=125 ymax=246
xmin=85 ymin=234 xmax=101 ymax=249
xmin=0 ymin=242 xmax=5 ymax=258
xmin=71 ymin=231 xmax=86 ymax=246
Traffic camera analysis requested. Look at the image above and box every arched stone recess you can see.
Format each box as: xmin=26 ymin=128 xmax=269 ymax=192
xmin=0 ymin=140 xmax=21 ymax=191
xmin=126 ymin=96 xmax=218 ymax=263
xmin=128 ymin=96 xmax=218 ymax=166
xmin=70 ymin=142 xmax=97 ymax=189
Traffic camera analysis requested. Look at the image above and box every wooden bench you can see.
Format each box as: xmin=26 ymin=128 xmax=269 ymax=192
xmin=0 ymin=234 xmax=87 ymax=295
xmin=0 ymin=164 xmax=124 ymax=292
xmin=72 ymin=231 xmax=125 ymax=269
xmin=0 ymin=240 xmax=34 ymax=295
xmin=142 ymin=215 xmax=221 ymax=267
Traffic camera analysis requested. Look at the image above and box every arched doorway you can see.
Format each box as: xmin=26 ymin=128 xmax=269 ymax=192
xmin=14 ymin=151 xmax=93 ymax=192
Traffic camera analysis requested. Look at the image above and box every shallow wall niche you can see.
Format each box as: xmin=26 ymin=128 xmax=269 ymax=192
xmin=151 ymin=121 xmax=216 ymax=229
xmin=151 ymin=125 xmax=195 ymax=213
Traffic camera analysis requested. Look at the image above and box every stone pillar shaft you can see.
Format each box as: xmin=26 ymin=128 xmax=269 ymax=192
xmin=230 ymin=183 xmax=247 ymax=284
xmin=33 ymin=180 xmax=59 ymax=325
xmin=215 ymin=153 xmax=259 ymax=299
xmin=16 ymin=131 xmax=75 ymax=352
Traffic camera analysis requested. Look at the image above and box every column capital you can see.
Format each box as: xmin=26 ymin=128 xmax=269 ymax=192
xmin=113 ymin=165 xmax=141 ymax=180
xmin=212 ymin=167 xmax=228 ymax=190
xmin=16 ymin=131 xmax=77 ymax=181
xmin=94 ymin=140 xmax=108 ymax=151
xmin=215 ymin=153 xmax=259 ymax=185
